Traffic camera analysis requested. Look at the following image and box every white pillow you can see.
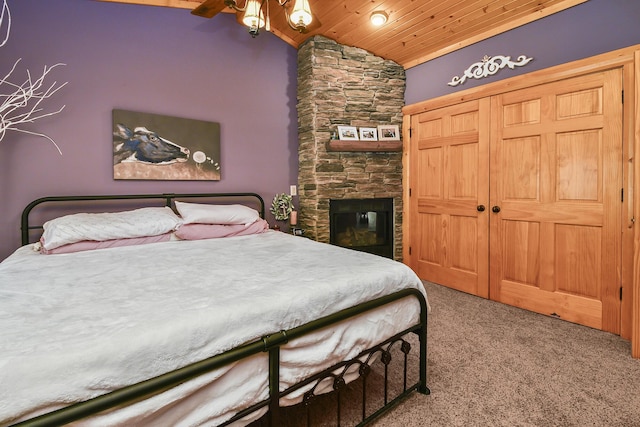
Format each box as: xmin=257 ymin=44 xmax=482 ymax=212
xmin=175 ymin=201 xmax=260 ymax=226
xmin=41 ymin=206 xmax=182 ymax=250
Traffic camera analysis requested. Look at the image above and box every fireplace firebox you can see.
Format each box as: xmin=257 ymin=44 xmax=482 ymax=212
xmin=329 ymin=198 xmax=393 ymax=259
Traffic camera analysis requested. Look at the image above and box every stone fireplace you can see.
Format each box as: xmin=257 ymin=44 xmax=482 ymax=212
xmin=296 ymin=36 xmax=406 ymax=260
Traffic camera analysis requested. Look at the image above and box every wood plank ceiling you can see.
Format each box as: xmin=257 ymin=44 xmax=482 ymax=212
xmin=98 ymin=0 xmax=588 ymax=69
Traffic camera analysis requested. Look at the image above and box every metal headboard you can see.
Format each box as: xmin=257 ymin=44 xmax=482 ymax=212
xmin=21 ymin=192 xmax=265 ymax=246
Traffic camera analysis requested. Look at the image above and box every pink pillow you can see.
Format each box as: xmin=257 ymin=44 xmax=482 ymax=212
xmin=175 ymin=219 xmax=269 ymax=240
xmin=40 ymin=233 xmax=173 ymax=255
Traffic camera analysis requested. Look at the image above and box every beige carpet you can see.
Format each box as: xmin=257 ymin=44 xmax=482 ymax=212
xmin=371 ymin=281 xmax=640 ymax=427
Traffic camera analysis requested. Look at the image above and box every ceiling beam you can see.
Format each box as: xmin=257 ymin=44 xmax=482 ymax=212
xmin=96 ymin=0 xmax=232 ymax=12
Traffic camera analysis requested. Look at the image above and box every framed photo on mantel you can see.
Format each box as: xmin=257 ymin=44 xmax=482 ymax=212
xmin=377 ymin=124 xmax=400 ymax=141
xmin=359 ymin=127 xmax=378 ymax=141
xmin=337 ymin=125 xmax=359 ymax=141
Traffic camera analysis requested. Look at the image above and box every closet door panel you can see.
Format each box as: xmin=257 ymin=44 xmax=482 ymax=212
xmin=409 ymin=99 xmax=490 ymax=298
xmin=490 ymin=69 xmax=622 ymax=333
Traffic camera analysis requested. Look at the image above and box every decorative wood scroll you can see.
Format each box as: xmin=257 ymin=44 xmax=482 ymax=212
xmin=447 ymin=54 xmax=533 ymax=86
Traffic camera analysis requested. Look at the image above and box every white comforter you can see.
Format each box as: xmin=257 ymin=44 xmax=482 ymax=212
xmin=0 ymin=231 xmax=426 ymax=426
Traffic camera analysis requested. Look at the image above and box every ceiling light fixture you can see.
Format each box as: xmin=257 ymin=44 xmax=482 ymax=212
xmin=289 ymin=0 xmax=313 ymax=29
xmin=225 ymin=0 xmax=313 ymax=37
xmin=241 ymin=0 xmax=265 ymax=31
xmin=370 ymin=11 xmax=388 ymax=26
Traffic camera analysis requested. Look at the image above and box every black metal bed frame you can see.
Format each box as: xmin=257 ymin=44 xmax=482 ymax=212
xmin=13 ymin=192 xmax=430 ymax=427
xmin=20 ymin=192 xmax=266 ymax=246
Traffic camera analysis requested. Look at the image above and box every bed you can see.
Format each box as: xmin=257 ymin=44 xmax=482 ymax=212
xmin=0 ymin=192 xmax=429 ymax=426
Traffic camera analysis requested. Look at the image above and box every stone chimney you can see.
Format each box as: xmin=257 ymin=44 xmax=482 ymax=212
xmin=296 ymin=36 xmax=406 ymax=260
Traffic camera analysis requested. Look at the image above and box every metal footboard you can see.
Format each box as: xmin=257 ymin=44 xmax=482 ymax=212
xmin=11 ymin=288 xmax=429 ymax=427
xmin=225 ymin=287 xmax=430 ymax=427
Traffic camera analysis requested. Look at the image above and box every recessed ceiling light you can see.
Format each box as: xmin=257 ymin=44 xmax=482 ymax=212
xmin=370 ymin=11 xmax=388 ymax=26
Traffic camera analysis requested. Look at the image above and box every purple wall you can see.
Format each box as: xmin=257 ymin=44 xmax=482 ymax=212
xmin=0 ymin=0 xmax=298 ymax=260
xmin=406 ymin=0 xmax=640 ymax=104
xmin=2 ymin=0 xmax=639 ymax=260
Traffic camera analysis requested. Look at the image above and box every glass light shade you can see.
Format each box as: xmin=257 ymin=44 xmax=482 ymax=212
xmin=370 ymin=11 xmax=388 ymax=26
xmin=242 ymin=0 xmax=265 ymax=29
xmin=289 ymin=0 xmax=313 ymax=28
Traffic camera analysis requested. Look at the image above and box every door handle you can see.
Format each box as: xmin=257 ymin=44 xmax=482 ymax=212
xmin=477 ymin=205 xmax=485 ymax=212
xmin=492 ymin=205 xmax=501 ymax=213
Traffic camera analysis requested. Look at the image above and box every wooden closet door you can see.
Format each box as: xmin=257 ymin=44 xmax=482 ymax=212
xmin=489 ymin=69 xmax=623 ymax=333
xmin=409 ymin=99 xmax=490 ymax=297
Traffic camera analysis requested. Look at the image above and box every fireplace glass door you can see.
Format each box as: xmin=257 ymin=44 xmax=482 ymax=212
xmin=329 ymin=198 xmax=393 ymax=258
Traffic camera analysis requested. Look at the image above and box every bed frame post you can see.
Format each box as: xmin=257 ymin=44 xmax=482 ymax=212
xmin=418 ymin=296 xmax=429 ymax=395
xmin=268 ymin=347 xmax=280 ymax=427
xmin=262 ymin=331 xmax=288 ymax=426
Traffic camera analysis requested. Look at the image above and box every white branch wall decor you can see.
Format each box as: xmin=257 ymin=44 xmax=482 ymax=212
xmin=0 ymin=0 xmax=67 ymax=154
xmin=0 ymin=0 xmax=10 ymax=48
xmin=447 ymin=54 xmax=533 ymax=87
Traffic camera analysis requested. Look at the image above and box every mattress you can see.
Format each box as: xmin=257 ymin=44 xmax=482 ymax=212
xmin=0 ymin=231 xmax=427 ymax=426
